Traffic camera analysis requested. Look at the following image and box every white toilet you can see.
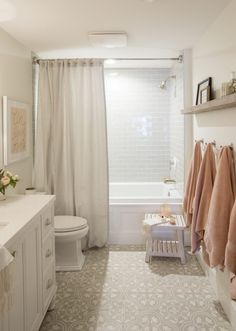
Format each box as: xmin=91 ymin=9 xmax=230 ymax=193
xmin=54 ymin=215 xmax=89 ymax=271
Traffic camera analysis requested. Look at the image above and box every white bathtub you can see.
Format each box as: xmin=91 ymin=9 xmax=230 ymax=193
xmin=109 ymin=182 xmax=182 ymax=204
xmin=109 ymin=182 xmax=189 ymax=245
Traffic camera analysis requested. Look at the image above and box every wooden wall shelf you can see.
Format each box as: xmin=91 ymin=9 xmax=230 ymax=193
xmin=182 ymin=93 xmax=236 ymax=114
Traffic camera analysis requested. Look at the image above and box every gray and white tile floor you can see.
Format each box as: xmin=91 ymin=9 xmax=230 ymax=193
xmin=40 ymin=245 xmax=232 ymax=331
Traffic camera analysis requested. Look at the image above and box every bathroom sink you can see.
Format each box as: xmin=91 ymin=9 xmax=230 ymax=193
xmin=0 ymin=221 xmax=9 ymax=230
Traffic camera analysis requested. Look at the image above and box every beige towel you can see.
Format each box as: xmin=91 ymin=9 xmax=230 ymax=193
xmin=204 ymin=147 xmax=236 ymax=268
xmin=183 ymin=141 xmax=202 ymax=226
xmin=225 ymin=198 xmax=236 ymax=273
xmin=191 ymin=144 xmax=216 ymax=253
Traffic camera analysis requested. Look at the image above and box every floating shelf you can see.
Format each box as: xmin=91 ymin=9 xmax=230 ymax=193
xmin=182 ymin=93 xmax=236 ymax=114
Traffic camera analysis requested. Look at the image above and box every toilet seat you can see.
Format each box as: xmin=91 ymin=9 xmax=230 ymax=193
xmin=55 ymin=215 xmax=88 ymax=233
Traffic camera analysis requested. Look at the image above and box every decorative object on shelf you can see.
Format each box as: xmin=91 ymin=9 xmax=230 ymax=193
xmin=221 ymin=72 xmax=236 ymax=97
xmin=220 ymin=82 xmax=231 ymax=97
xmin=0 ymin=169 xmax=19 ymax=200
xmin=3 ymin=96 xmax=30 ymax=165
xmin=229 ymin=71 xmax=236 ymax=94
xmin=196 ymin=77 xmax=212 ymax=105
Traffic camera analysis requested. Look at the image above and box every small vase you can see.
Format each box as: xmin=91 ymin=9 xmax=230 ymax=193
xmin=0 ymin=192 xmax=6 ymax=201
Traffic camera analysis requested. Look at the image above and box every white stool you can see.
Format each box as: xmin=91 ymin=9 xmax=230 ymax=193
xmin=144 ymin=214 xmax=186 ymax=264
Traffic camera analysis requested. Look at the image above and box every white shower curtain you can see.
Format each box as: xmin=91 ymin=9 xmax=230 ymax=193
xmin=34 ymin=59 xmax=109 ymax=248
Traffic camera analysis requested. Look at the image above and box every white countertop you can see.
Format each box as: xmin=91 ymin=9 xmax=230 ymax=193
xmin=0 ymin=195 xmax=55 ymax=247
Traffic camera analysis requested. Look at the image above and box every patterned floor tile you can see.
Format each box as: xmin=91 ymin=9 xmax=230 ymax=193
xmin=40 ymin=246 xmax=232 ymax=331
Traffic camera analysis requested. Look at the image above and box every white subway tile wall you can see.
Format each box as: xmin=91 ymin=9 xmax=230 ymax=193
xmin=105 ymin=68 xmax=178 ymax=182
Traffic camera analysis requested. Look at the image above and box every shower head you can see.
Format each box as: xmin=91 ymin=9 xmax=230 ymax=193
xmin=159 ymin=75 xmax=176 ymax=89
xmin=159 ymin=80 xmax=166 ymax=89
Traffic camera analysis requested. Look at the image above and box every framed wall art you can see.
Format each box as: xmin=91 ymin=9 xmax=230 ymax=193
xmin=196 ymin=77 xmax=212 ymax=105
xmin=3 ymin=96 xmax=30 ymax=165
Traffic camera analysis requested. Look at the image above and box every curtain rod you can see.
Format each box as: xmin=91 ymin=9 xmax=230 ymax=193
xmin=32 ymin=55 xmax=183 ymax=64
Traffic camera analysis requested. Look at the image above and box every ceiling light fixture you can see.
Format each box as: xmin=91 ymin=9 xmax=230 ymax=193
xmin=0 ymin=0 xmax=16 ymax=22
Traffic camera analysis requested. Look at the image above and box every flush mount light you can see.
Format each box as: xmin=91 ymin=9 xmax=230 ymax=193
xmin=88 ymin=32 xmax=127 ymax=48
xmin=0 ymin=0 xmax=16 ymax=22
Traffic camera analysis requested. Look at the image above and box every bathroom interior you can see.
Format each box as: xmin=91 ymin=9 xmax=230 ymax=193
xmin=1 ymin=0 xmax=236 ymax=330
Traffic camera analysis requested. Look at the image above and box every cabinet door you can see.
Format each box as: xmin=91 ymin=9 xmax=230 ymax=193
xmin=8 ymin=243 xmax=24 ymax=331
xmin=0 ymin=241 xmax=24 ymax=331
xmin=23 ymin=217 xmax=42 ymax=331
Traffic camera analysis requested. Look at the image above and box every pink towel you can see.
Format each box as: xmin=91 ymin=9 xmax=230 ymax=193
xmin=191 ymin=144 xmax=216 ymax=253
xmin=204 ymin=147 xmax=236 ymax=268
xmin=183 ymin=142 xmax=202 ymax=226
xmin=225 ymin=198 xmax=236 ymax=274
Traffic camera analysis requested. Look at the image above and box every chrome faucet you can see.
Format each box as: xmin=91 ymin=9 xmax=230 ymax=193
xmin=163 ymin=178 xmax=176 ymax=184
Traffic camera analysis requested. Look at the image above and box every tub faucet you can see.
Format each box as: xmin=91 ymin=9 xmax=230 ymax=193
xmin=163 ymin=178 xmax=176 ymax=184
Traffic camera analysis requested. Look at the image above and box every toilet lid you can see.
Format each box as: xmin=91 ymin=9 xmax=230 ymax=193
xmin=55 ymin=216 xmax=88 ymax=232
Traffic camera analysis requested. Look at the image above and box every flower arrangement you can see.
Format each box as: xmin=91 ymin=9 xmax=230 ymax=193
xmin=0 ymin=169 xmax=19 ymax=197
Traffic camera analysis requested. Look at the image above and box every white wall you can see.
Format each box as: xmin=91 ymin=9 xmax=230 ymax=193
xmin=193 ymin=0 xmax=236 ymax=147
xmin=0 ymin=27 xmax=33 ymax=193
xmin=192 ymin=0 xmax=236 ymax=328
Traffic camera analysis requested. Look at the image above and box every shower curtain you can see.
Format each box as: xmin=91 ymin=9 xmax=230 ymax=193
xmin=34 ymin=59 xmax=109 ymax=248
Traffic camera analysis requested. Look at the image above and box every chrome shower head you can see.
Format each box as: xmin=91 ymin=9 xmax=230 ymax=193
xmin=159 ymin=75 xmax=176 ymax=89
xmin=159 ymin=80 xmax=166 ymax=89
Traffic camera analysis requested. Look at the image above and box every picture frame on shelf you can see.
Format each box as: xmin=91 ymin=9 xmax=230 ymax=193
xmin=3 ymin=96 xmax=30 ymax=165
xmin=196 ymin=77 xmax=212 ymax=105
xmin=200 ymin=86 xmax=211 ymax=104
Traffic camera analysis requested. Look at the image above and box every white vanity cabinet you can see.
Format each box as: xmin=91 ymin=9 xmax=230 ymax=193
xmin=1 ymin=238 xmax=24 ymax=331
xmin=0 ymin=195 xmax=56 ymax=331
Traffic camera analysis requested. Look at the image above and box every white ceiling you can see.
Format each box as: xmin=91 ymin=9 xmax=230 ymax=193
xmin=0 ymin=0 xmax=231 ymax=61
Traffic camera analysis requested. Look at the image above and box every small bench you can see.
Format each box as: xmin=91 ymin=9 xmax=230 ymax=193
xmin=143 ymin=214 xmax=186 ymax=264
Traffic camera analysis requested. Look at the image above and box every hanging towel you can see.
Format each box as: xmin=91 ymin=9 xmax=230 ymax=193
xmin=183 ymin=141 xmax=202 ymax=226
xmin=0 ymin=245 xmax=14 ymax=316
xmin=204 ymin=147 xmax=236 ymax=268
xmin=191 ymin=144 xmax=216 ymax=253
xmin=225 ymin=198 xmax=236 ymax=274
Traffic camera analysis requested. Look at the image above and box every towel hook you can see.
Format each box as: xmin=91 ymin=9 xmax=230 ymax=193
xmin=195 ymin=138 xmax=204 ymax=144
xmin=219 ymin=143 xmax=234 ymax=149
xmin=210 ymin=140 xmax=216 ymax=146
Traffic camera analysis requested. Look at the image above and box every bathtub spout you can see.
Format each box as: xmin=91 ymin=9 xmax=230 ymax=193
xmin=163 ymin=178 xmax=176 ymax=184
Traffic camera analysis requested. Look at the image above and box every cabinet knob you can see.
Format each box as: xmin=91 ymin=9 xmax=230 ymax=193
xmin=45 ymin=218 xmax=51 ymax=226
xmin=45 ymin=249 xmax=53 ymax=258
xmin=11 ymin=250 xmax=16 ymax=258
xmin=46 ymin=279 xmax=53 ymax=290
